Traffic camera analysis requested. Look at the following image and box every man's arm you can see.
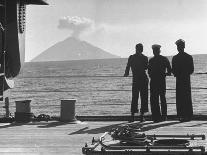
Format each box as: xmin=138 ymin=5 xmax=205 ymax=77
xmin=165 ymin=57 xmax=172 ymax=76
xmin=144 ymin=56 xmax=148 ymax=70
xmin=189 ymin=55 xmax=194 ymax=75
xmin=171 ymin=56 xmax=177 ymax=77
xmin=148 ymin=59 xmax=152 ymax=78
xmin=124 ymin=56 xmax=132 ymax=77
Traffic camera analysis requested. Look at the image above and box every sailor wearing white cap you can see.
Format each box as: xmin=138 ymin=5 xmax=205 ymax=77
xmin=152 ymin=44 xmax=161 ymax=49
xmin=148 ymin=44 xmax=171 ymax=123
xmin=172 ymin=39 xmax=194 ymax=122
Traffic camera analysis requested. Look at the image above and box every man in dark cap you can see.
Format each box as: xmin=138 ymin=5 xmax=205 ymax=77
xmin=148 ymin=44 xmax=171 ymax=122
xmin=124 ymin=43 xmax=149 ymax=122
xmin=172 ymin=39 xmax=194 ymax=122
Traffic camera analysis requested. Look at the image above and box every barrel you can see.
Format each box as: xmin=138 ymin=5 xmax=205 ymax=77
xmin=15 ymin=100 xmax=33 ymax=122
xmin=60 ymin=99 xmax=76 ymax=122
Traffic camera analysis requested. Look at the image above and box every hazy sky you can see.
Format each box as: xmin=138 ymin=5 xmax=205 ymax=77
xmin=25 ymin=0 xmax=207 ymax=61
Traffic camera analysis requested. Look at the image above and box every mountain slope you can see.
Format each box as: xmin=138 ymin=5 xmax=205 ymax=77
xmin=31 ymin=37 xmax=120 ymax=62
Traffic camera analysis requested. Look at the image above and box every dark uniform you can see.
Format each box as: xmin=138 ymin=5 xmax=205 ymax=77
xmin=172 ymin=39 xmax=194 ymax=121
xmin=148 ymin=44 xmax=171 ymax=122
xmin=124 ymin=53 xmax=149 ymax=115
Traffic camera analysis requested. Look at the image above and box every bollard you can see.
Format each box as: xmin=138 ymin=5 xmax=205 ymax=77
xmin=60 ymin=99 xmax=76 ymax=122
xmin=15 ymin=100 xmax=33 ymax=122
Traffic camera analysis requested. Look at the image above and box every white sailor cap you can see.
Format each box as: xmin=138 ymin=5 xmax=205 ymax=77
xmin=152 ymin=44 xmax=161 ymax=49
xmin=175 ymin=39 xmax=185 ymax=46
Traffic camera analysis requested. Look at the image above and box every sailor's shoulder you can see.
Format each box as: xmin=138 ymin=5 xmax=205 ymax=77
xmin=172 ymin=54 xmax=179 ymax=59
xmin=128 ymin=55 xmax=133 ymax=59
xmin=160 ymin=55 xmax=169 ymax=61
xmin=184 ymin=52 xmax=193 ymax=58
xmin=149 ymin=56 xmax=154 ymax=61
xmin=140 ymin=54 xmax=148 ymax=60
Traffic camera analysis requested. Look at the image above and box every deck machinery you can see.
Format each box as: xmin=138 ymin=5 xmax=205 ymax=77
xmin=83 ymin=125 xmax=207 ymax=155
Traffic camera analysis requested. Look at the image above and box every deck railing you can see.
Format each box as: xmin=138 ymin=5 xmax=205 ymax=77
xmin=4 ymin=73 xmax=207 ymax=117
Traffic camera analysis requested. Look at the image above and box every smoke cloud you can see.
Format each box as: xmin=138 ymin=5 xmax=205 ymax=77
xmin=58 ymin=16 xmax=94 ymax=39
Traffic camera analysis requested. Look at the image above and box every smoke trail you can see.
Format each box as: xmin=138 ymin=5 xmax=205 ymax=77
xmin=58 ymin=16 xmax=94 ymax=39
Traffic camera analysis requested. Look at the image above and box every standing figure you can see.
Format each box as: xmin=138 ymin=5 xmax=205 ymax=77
xmin=148 ymin=44 xmax=171 ymax=123
xmin=124 ymin=43 xmax=149 ymax=122
xmin=172 ymin=39 xmax=194 ymax=122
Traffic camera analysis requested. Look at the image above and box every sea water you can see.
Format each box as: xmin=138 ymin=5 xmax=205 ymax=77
xmin=5 ymin=55 xmax=207 ymax=116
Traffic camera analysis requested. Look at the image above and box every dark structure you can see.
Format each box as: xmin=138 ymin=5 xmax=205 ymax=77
xmin=172 ymin=39 xmax=194 ymax=122
xmin=148 ymin=44 xmax=171 ymax=122
xmin=0 ymin=0 xmax=48 ymax=100
xmin=124 ymin=43 xmax=148 ymax=122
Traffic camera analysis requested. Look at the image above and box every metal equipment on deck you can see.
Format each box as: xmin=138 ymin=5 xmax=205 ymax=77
xmin=82 ymin=126 xmax=206 ymax=155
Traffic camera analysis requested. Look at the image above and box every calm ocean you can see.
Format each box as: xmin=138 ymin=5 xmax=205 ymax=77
xmin=5 ymin=55 xmax=207 ymax=116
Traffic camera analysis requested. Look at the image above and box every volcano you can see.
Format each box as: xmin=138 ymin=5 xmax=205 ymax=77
xmin=31 ymin=37 xmax=120 ymax=62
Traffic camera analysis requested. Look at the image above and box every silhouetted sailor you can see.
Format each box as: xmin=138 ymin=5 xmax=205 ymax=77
xmin=172 ymin=39 xmax=194 ymax=122
xmin=124 ymin=43 xmax=148 ymax=122
xmin=148 ymin=44 xmax=171 ymax=122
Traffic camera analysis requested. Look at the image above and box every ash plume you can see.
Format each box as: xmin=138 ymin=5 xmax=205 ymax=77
xmin=58 ymin=16 xmax=94 ymax=39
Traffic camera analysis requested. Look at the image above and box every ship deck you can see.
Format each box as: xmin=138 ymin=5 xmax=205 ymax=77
xmin=0 ymin=117 xmax=207 ymax=154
